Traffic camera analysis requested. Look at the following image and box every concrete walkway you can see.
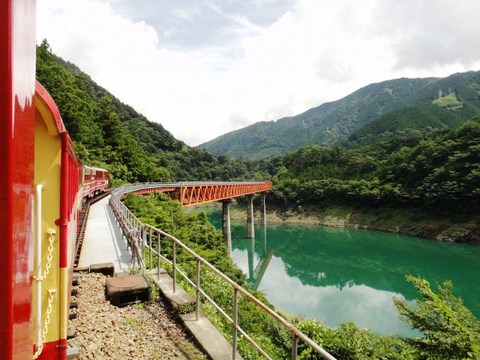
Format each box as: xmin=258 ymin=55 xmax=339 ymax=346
xmin=78 ymin=195 xmax=132 ymax=273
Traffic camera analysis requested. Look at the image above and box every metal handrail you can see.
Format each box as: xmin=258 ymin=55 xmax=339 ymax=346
xmin=109 ymin=185 xmax=336 ymax=360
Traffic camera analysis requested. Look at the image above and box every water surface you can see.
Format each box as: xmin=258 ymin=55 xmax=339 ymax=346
xmin=206 ymin=209 xmax=480 ymax=336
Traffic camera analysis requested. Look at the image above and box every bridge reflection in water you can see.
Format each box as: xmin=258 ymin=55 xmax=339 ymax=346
xmin=246 ymin=226 xmax=273 ymax=290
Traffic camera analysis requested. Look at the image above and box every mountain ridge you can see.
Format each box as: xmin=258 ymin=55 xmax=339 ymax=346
xmin=199 ymin=71 xmax=480 ymax=158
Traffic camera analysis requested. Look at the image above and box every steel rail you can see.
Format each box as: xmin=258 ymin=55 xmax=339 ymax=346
xmin=109 ymin=184 xmax=336 ymax=360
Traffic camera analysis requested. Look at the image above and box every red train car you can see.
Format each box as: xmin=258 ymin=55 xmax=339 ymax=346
xmin=83 ymin=166 xmax=109 ymax=200
xmin=1 ymin=1 xmax=109 ymax=358
xmin=34 ymin=81 xmax=85 ymax=359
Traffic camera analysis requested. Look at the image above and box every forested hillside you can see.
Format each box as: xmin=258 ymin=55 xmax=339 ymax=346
xmin=36 ymin=40 xmax=268 ymax=184
xmin=272 ymin=117 xmax=480 ymax=216
xmin=199 ymin=71 xmax=480 ymax=158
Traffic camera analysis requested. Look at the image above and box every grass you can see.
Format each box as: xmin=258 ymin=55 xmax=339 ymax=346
xmin=432 ymin=93 xmax=463 ymax=110
xmin=124 ymin=316 xmax=139 ymax=330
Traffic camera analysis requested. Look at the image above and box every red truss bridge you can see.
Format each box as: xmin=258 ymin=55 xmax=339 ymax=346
xmin=118 ymin=181 xmax=272 ymax=206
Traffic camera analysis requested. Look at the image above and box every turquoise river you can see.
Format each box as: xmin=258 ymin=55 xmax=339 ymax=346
xmin=206 ymin=210 xmax=480 ymax=337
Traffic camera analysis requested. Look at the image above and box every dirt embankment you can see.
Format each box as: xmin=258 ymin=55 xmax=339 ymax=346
xmin=230 ymin=205 xmax=480 ymax=243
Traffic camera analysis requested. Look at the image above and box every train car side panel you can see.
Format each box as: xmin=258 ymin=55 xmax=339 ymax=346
xmin=0 ymin=0 xmax=36 ymax=358
xmin=34 ymin=95 xmax=63 ymax=359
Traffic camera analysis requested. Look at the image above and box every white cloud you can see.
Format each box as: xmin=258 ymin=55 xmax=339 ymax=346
xmin=371 ymin=0 xmax=480 ymax=71
xmin=37 ymin=0 xmax=480 ymax=146
xmin=256 ymin=256 xmax=415 ymax=335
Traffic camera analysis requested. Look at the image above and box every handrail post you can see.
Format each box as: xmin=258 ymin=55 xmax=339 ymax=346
xmin=172 ymin=240 xmax=176 ymax=293
xmin=196 ymin=259 xmax=201 ymax=321
xmin=149 ymin=227 xmax=153 ymax=269
xmin=232 ymin=288 xmax=239 ymax=360
xmin=292 ymin=333 xmax=298 ymax=360
xmin=142 ymin=226 xmax=147 ymax=269
xmin=157 ymin=232 xmax=161 ymax=280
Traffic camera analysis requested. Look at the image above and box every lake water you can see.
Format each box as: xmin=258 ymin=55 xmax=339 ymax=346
xmin=206 ymin=209 xmax=480 ymax=337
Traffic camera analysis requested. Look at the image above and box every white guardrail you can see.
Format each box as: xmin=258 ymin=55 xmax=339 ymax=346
xmin=109 ymin=183 xmax=336 ymax=360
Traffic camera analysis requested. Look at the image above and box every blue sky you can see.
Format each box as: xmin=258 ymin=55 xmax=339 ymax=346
xmin=111 ymin=0 xmax=293 ymax=49
xmin=37 ymin=0 xmax=480 ymax=145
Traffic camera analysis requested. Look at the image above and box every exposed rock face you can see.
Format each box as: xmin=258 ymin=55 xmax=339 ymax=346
xmin=435 ymin=226 xmax=480 ymax=243
xmin=236 ymin=207 xmax=480 ymax=244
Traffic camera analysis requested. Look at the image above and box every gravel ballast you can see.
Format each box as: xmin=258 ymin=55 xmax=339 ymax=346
xmin=69 ymin=272 xmax=207 ymax=359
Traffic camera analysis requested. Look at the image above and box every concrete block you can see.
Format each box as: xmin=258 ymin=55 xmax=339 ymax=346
xmin=89 ymin=262 xmax=115 ymax=276
xmin=157 ymin=272 xmax=195 ymax=313
xmin=72 ymin=272 xmax=80 ymax=286
xmin=67 ymin=347 xmax=80 ymax=360
xmin=106 ymin=274 xmax=150 ymax=306
xmin=67 ymin=325 xmax=77 ymax=339
xmin=180 ymin=312 xmax=244 ymax=360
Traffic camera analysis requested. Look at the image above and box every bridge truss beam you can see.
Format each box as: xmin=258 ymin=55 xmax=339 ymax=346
xmin=122 ymin=181 xmax=272 ymax=207
xmin=178 ymin=182 xmax=271 ymax=206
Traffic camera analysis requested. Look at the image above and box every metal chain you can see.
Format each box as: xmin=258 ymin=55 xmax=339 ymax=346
xmin=33 ymin=229 xmax=56 ymax=282
xmin=33 ymin=229 xmax=57 ymax=359
xmin=32 ymin=289 xmax=56 ymax=360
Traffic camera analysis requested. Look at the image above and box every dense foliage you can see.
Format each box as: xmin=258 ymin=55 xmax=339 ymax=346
xmin=123 ymin=193 xmax=244 ymax=282
xmin=272 ymin=117 xmax=480 ymax=214
xmin=36 ymin=40 xmax=269 ymax=184
xmin=124 ymin=194 xmax=480 ymax=359
xmin=395 ymin=276 xmax=480 ymax=360
xmin=343 ymin=100 xmax=469 ymax=149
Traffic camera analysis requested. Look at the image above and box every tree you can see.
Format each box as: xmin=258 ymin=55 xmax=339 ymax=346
xmin=394 ymin=276 xmax=480 ymax=360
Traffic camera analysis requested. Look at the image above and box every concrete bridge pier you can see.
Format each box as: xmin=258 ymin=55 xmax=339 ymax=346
xmin=247 ymin=235 xmax=255 ymax=283
xmin=261 ymin=194 xmax=267 ymax=226
xmin=262 ymin=223 xmax=267 ymax=255
xmin=247 ymin=195 xmax=255 ymax=239
xmin=222 ymin=199 xmax=233 ymax=256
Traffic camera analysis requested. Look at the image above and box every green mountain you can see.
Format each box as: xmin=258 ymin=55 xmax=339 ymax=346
xmin=272 ymin=116 xmax=480 ymax=215
xmin=36 ymin=40 xmax=269 ymax=183
xmin=199 ymin=71 xmax=480 ymax=159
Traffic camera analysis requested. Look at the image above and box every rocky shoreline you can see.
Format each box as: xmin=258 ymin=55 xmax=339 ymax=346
xmin=229 ymin=205 xmax=480 ymax=244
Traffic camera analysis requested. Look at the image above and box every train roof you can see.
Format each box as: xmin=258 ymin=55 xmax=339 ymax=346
xmin=35 ymin=80 xmax=66 ymax=134
xmin=84 ymin=165 xmax=109 ymax=173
